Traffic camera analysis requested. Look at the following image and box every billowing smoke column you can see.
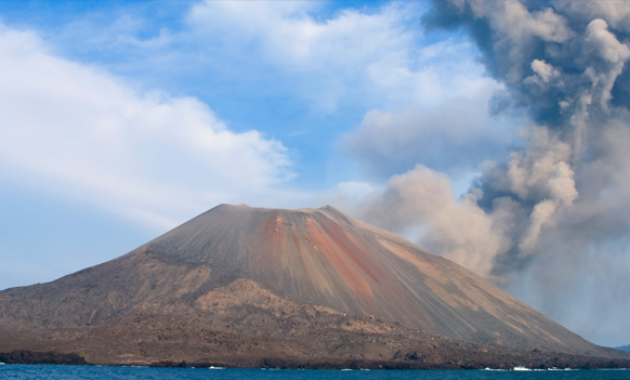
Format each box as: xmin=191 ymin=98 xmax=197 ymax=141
xmin=359 ymin=0 xmax=630 ymax=345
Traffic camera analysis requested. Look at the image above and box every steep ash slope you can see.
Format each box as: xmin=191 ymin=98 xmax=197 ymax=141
xmin=141 ymin=204 xmax=597 ymax=353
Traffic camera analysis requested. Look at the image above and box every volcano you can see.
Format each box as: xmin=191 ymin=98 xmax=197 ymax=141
xmin=0 ymin=205 xmax=627 ymax=368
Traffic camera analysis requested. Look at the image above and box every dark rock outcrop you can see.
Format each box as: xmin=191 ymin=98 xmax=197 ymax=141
xmin=0 ymin=350 xmax=86 ymax=365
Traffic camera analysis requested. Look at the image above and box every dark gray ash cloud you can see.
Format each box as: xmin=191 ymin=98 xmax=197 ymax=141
xmin=357 ymin=0 xmax=630 ymax=346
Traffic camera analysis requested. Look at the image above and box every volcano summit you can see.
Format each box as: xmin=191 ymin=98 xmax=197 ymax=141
xmin=0 ymin=205 xmax=628 ymax=368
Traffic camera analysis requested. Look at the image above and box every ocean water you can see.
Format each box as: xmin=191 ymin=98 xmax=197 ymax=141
xmin=1 ymin=365 xmax=630 ymax=380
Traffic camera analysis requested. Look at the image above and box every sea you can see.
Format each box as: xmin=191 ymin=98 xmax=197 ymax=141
xmin=1 ymin=365 xmax=630 ymax=380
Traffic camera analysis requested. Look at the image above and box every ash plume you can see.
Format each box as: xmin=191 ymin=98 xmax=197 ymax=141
xmin=359 ymin=0 xmax=630 ymax=345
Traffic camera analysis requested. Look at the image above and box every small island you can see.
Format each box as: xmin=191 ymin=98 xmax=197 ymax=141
xmin=1 ymin=205 xmax=628 ymax=369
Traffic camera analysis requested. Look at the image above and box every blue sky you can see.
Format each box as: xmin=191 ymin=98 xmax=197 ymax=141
xmin=1 ymin=0 xmax=628 ymax=347
xmin=0 ymin=0 xmax=510 ymax=278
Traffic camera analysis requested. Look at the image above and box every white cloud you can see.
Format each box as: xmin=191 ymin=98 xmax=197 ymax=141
xmin=182 ymin=1 xmax=521 ymax=182
xmin=0 ymin=25 xmax=294 ymax=229
xmin=187 ymin=1 xmax=413 ymax=70
xmin=185 ymin=1 xmax=488 ymax=113
xmin=341 ymin=81 xmax=524 ymax=179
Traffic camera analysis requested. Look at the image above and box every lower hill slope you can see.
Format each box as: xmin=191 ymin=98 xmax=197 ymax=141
xmin=0 ymin=204 xmax=628 ymax=368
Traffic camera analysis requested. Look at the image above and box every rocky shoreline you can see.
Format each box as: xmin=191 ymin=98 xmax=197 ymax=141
xmin=0 ymin=351 xmax=86 ymax=365
xmin=2 ymin=348 xmax=630 ymax=370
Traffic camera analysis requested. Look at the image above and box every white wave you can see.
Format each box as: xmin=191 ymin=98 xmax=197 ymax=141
xmin=513 ymin=366 xmax=532 ymax=371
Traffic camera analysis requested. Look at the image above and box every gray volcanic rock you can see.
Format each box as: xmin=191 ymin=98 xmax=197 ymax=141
xmin=0 ymin=204 xmax=627 ymax=368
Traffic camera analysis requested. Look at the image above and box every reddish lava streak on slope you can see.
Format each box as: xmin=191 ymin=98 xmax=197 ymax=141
xmin=304 ymin=216 xmax=374 ymax=299
xmin=320 ymin=218 xmax=383 ymax=285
